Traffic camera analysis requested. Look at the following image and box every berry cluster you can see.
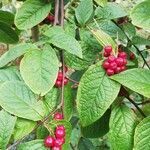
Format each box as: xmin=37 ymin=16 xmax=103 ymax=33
xmin=44 ymin=112 xmax=65 ymax=150
xmin=102 ymin=46 xmax=127 ymax=76
xmin=55 ymin=67 xmax=68 ymax=88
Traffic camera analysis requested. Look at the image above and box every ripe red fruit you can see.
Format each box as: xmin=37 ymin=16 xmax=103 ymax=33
xmin=103 ymin=51 xmax=110 ymax=57
xmin=115 ymin=67 xmax=121 ymax=74
xmin=44 ymin=136 xmax=54 ymax=148
xmin=54 ymin=112 xmax=63 ymax=120
xmin=55 ymin=128 xmax=65 ymax=138
xmin=55 ymin=80 xmax=62 ymax=88
xmin=107 ymin=55 xmax=116 ymax=63
xmin=121 ymin=66 xmax=126 ymax=71
xmin=123 ymin=59 xmax=127 ymax=65
xmin=118 ymin=52 xmax=127 ymax=59
xmin=57 ymin=71 xmax=63 ymax=80
xmin=64 ymin=78 xmax=68 ymax=85
xmin=47 ymin=15 xmax=54 ymax=22
xmin=52 ymin=146 xmax=62 ymax=150
xmin=56 ymin=125 xmax=65 ymax=130
xmin=109 ymin=62 xmax=117 ymax=70
xmin=106 ymin=69 xmax=114 ymax=76
xmin=102 ymin=61 xmax=110 ymax=69
xmin=115 ymin=57 xmax=124 ymax=67
xmin=104 ymin=46 xmax=112 ymax=54
xmin=54 ymin=138 xmax=65 ymax=147
xmin=130 ymin=52 xmax=135 ymax=60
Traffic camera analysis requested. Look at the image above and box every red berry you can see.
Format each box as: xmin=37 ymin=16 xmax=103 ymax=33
xmin=106 ymin=69 xmax=114 ymax=76
xmin=115 ymin=67 xmax=121 ymax=74
xmin=130 ymin=52 xmax=135 ymax=60
xmin=102 ymin=61 xmax=110 ymax=69
xmin=54 ymin=138 xmax=65 ymax=147
xmin=55 ymin=128 xmax=65 ymax=138
xmin=52 ymin=146 xmax=62 ymax=150
xmin=57 ymin=71 xmax=63 ymax=81
xmin=120 ymin=66 xmax=127 ymax=71
xmin=107 ymin=55 xmax=116 ymax=63
xmin=123 ymin=59 xmax=127 ymax=65
xmin=44 ymin=136 xmax=54 ymax=148
xmin=115 ymin=57 xmax=124 ymax=67
xmin=56 ymin=125 xmax=65 ymax=130
xmin=104 ymin=46 xmax=112 ymax=54
xmin=64 ymin=78 xmax=68 ymax=85
xmin=118 ymin=52 xmax=127 ymax=59
xmin=47 ymin=15 xmax=54 ymax=22
xmin=103 ymin=51 xmax=110 ymax=57
xmin=55 ymin=80 xmax=62 ymax=88
xmin=109 ymin=62 xmax=117 ymax=70
xmin=54 ymin=112 xmax=63 ymax=120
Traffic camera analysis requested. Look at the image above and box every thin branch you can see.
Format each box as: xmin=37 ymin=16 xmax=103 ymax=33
xmin=137 ymin=100 xmax=150 ymax=105
xmin=54 ymin=0 xmax=59 ymax=25
xmin=125 ymin=95 xmax=146 ymax=117
xmin=60 ymin=0 xmax=65 ymax=114
xmin=66 ymin=76 xmax=79 ymax=84
xmin=7 ymin=105 xmax=61 ymax=150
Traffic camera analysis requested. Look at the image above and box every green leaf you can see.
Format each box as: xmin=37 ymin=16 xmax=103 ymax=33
xmin=94 ymin=20 xmax=127 ymax=44
xmin=75 ymin=0 xmax=93 ymax=25
xmin=132 ymin=36 xmax=150 ymax=46
xmin=0 ymin=21 xmax=19 ymax=44
xmin=0 ymin=81 xmax=46 ymax=121
xmin=0 ymin=10 xmax=14 ymax=25
xmin=0 ymin=110 xmax=17 ymax=149
xmin=0 ymin=43 xmax=37 ymax=68
xmin=90 ymin=28 xmax=117 ymax=52
xmin=64 ymin=83 xmax=74 ymax=120
xmin=44 ymin=26 xmax=82 ymax=58
xmin=78 ymin=137 xmax=95 ymax=150
xmin=122 ymin=23 xmax=136 ymax=40
xmin=81 ymin=109 xmax=110 ymax=138
xmin=36 ymin=126 xmax=49 ymax=139
xmin=17 ymin=140 xmax=47 ymax=150
xmin=0 ymin=66 xmax=22 ymax=86
xmin=130 ymin=0 xmax=150 ymax=30
xmin=111 ymin=68 xmax=150 ymax=98
xmin=64 ymin=29 xmax=100 ymax=70
xmin=95 ymin=2 xmax=127 ymax=20
xmin=44 ymin=87 xmax=59 ymax=113
xmin=109 ymin=105 xmax=137 ymax=150
xmin=13 ymin=118 xmax=36 ymax=141
xmin=15 ymin=0 xmax=51 ymax=30
xmin=77 ymin=62 xmax=120 ymax=126
xmin=20 ymin=45 xmax=59 ymax=96
xmin=94 ymin=0 xmax=107 ymax=7
xmin=133 ymin=116 xmax=150 ymax=150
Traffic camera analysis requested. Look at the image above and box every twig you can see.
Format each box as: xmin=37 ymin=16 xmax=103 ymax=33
xmin=137 ymin=100 xmax=150 ymax=105
xmin=119 ymin=86 xmax=146 ymax=118
xmin=66 ymin=76 xmax=79 ymax=84
xmin=54 ymin=0 xmax=59 ymax=25
xmin=7 ymin=105 xmax=61 ymax=150
xmin=60 ymin=0 xmax=65 ymax=114
xmin=125 ymin=95 xmax=146 ymax=117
